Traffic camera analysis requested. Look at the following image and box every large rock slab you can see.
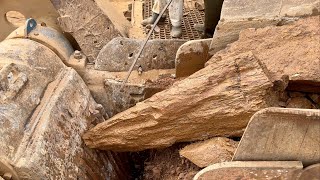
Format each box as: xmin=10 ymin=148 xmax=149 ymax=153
xmin=50 ymin=0 xmax=131 ymax=62
xmin=179 ymin=137 xmax=238 ymax=168
xmin=95 ymin=37 xmax=186 ymax=72
xmin=83 ymin=50 xmax=276 ymax=151
xmin=209 ymin=0 xmax=320 ymax=56
xmin=193 ymin=161 xmax=303 ymax=180
xmin=83 ymin=16 xmax=319 ymax=152
xmin=233 ymin=108 xmax=320 ymax=166
xmin=208 ymin=16 xmax=320 ymax=93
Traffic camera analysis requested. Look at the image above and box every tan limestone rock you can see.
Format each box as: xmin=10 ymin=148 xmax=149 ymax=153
xmin=83 ymin=50 xmax=275 ymax=151
xmin=209 ymin=0 xmax=320 ymax=56
xmin=179 ymin=137 xmax=238 ymax=168
xmin=175 ymin=39 xmax=212 ymax=78
xmin=208 ymin=16 xmax=320 ymax=93
xmin=83 ymin=16 xmax=319 ymax=152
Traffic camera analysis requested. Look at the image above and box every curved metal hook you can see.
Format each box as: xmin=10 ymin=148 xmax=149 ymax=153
xmin=24 ymin=18 xmax=37 ymax=37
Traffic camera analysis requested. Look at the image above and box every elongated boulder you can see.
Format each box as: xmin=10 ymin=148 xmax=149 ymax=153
xmin=83 ymin=50 xmax=276 ymax=151
xmin=83 ymin=16 xmax=319 ymax=152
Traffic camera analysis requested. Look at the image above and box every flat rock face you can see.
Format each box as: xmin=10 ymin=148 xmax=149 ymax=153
xmin=83 ymin=50 xmax=275 ymax=151
xmin=95 ymin=37 xmax=186 ymax=72
xmin=209 ymin=0 xmax=320 ymax=56
xmin=194 ymin=161 xmax=303 ymax=180
xmin=233 ymin=108 xmax=320 ymax=166
xmin=50 ymin=0 xmax=131 ymax=62
xmin=221 ymin=0 xmax=319 ymax=20
xmin=0 ymin=39 xmax=127 ymax=179
xmin=208 ymin=16 xmax=320 ymax=93
xmin=179 ymin=137 xmax=238 ymax=168
xmin=175 ymin=39 xmax=212 ymax=78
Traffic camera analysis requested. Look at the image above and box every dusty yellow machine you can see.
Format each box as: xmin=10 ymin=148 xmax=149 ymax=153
xmin=1 ymin=0 xmax=319 ymax=179
xmin=0 ymin=17 xmax=131 ymax=179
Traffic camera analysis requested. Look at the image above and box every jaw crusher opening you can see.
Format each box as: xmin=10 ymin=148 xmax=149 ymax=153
xmin=0 ymin=19 xmax=129 ymax=180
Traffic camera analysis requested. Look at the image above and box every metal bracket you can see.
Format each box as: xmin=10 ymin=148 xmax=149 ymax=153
xmin=24 ymin=18 xmax=37 ymax=38
xmin=7 ymin=20 xmax=74 ymax=63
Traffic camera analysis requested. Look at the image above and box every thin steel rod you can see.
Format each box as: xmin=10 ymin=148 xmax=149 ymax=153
xmin=120 ymin=0 xmax=173 ymax=90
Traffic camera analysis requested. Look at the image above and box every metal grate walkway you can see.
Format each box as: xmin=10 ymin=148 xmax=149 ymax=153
xmin=143 ymin=0 xmax=205 ymax=40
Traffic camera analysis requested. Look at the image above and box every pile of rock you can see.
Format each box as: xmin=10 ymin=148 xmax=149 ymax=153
xmin=2 ymin=0 xmax=319 ymax=179
xmin=83 ymin=15 xmax=320 ymax=152
xmin=83 ymin=13 xmax=320 ymax=179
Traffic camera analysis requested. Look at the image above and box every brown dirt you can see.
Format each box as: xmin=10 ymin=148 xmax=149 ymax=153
xmin=143 ymin=143 xmax=200 ymax=180
xmin=145 ymin=73 xmax=184 ymax=89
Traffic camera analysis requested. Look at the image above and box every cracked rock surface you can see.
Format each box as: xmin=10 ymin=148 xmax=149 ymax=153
xmin=83 ymin=16 xmax=319 ymax=152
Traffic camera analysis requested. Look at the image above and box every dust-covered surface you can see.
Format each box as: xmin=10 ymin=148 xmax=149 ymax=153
xmin=83 ymin=47 xmax=276 ymax=151
xmin=0 ymin=0 xmax=60 ymax=40
xmin=1 ymin=0 xmax=320 ymax=179
xmin=0 ymin=38 xmax=128 ymax=179
xmin=233 ymin=108 xmax=320 ymax=166
xmin=207 ymin=16 xmax=320 ymax=86
xmin=50 ymin=0 xmax=127 ymax=62
xmin=95 ymin=37 xmax=186 ymax=72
